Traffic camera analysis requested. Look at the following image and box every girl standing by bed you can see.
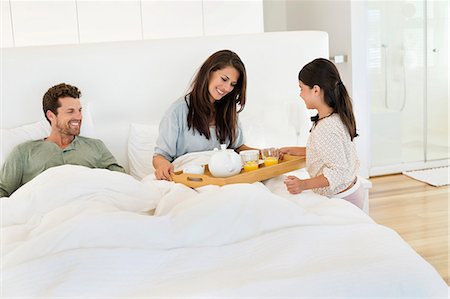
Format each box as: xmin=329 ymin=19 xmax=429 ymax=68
xmin=280 ymin=58 xmax=363 ymax=209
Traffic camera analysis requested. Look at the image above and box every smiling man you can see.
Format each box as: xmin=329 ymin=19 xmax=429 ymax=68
xmin=0 ymin=83 xmax=125 ymax=198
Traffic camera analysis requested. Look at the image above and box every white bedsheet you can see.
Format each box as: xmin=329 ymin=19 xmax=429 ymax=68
xmin=1 ymin=165 xmax=447 ymax=298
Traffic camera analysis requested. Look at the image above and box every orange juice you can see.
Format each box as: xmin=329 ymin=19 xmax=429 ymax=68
xmin=264 ymin=157 xmax=279 ymax=167
xmin=243 ymin=161 xmax=259 ymax=171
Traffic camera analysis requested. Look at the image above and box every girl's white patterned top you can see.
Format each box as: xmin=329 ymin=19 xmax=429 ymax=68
xmin=306 ymin=113 xmax=359 ymax=197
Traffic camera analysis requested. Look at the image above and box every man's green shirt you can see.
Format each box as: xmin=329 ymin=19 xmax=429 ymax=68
xmin=0 ymin=136 xmax=125 ymax=197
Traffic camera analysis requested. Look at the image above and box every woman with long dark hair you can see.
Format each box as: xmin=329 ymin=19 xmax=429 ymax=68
xmin=153 ymin=50 xmax=253 ymax=180
xmin=280 ymin=58 xmax=362 ymax=209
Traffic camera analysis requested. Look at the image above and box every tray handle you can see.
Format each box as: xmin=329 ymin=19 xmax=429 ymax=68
xmin=185 ymin=176 xmax=204 ymax=182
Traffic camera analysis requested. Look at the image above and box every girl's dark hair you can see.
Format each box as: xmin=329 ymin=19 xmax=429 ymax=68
xmin=43 ymin=83 xmax=81 ymax=123
xmin=299 ymin=58 xmax=358 ymax=140
xmin=187 ymin=50 xmax=247 ymax=147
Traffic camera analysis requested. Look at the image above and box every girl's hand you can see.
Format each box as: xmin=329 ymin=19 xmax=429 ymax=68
xmin=284 ymin=175 xmax=307 ymax=194
xmin=279 ymin=147 xmax=295 ymax=160
xmin=279 ymin=147 xmax=306 ymax=158
xmin=279 ymin=147 xmax=293 ymax=155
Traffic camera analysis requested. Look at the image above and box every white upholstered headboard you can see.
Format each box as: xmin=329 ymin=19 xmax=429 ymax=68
xmin=1 ymin=31 xmax=328 ymax=170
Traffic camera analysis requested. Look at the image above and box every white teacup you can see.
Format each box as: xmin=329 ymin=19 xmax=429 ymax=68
xmin=182 ymin=164 xmax=205 ymax=175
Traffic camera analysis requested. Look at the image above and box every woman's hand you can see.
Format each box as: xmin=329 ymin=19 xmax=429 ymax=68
xmin=153 ymin=155 xmax=174 ymax=181
xmin=284 ymin=175 xmax=307 ymax=194
xmin=155 ymin=164 xmax=174 ymax=181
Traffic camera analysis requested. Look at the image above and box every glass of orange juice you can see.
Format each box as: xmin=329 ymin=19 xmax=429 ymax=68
xmin=239 ymin=150 xmax=260 ymax=172
xmin=261 ymin=147 xmax=280 ymax=167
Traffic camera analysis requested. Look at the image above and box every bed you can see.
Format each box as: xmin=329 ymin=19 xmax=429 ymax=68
xmin=1 ymin=31 xmax=447 ymax=297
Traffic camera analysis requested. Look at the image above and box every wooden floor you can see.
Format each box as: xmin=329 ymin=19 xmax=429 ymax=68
xmin=369 ymin=174 xmax=449 ymax=284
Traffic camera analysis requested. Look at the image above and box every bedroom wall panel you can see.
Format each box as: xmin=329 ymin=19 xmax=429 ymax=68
xmin=1 ymin=31 xmax=328 ymax=169
xmin=1 ymin=0 xmax=14 ymax=48
xmin=203 ymin=0 xmax=264 ymax=36
xmin=141 ymin=1 xmax=203 ymax=39
xmin=3 ymin=0 xmax=264 ymax=48
xmin=77 ymin=1 xmax=142 ymax=43
xmin=10 ymin=0 xmax=79 ymax=47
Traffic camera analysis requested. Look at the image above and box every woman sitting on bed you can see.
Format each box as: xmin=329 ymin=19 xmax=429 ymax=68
xmin=152 ymin=50 xmax=255 ymax=181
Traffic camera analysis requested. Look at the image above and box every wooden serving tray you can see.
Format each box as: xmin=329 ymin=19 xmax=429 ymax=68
xmin=171 ymin=154 xmax=305 ymax=188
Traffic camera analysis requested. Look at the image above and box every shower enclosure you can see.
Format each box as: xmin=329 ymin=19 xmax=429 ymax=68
xmin=368 ymin=0 xmax=449 ymax=175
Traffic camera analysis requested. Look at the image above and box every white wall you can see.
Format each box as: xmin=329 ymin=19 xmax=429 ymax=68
xmin=263 ymin=0 xmax=287 ymax=32
xmin=77 ymin=1 xmax=143 ymax=43
xmin=141 ymin=1 xmax=203 ymax=39
xmin=350 ymin=1 xmax=370 ymax=178
xmin=263 ymin=0 xmax=370 ymax=177
xmin=285 ymin=1 xmax=353 ymax=95
xmin=1 ymin=0 xmax=14 ymax=48
xmin=2 ymin=0 xmax=264 ymax=48
xmin=264 ymin=0 xmax=352 ymax=92
xmin=10 ymin=0 xmax=79 ymax=47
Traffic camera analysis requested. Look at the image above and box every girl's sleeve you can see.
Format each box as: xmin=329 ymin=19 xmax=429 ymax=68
xmin=317 ymin=129 xmax=349 ymax=192
xmin=154 ymin=108 xmax=180 ymax=162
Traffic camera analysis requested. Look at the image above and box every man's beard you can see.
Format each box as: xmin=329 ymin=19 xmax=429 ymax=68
xmin=57 ymin=120 xmax=81 ymax=136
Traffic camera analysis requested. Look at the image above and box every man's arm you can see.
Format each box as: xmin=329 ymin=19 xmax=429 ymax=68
xmin=0 ymin=147 xmax=24 ymax=197
xmin=107 ymin=164 xmax=126 ymax=173
xmin=95 ymin=140 xmax=126 ymax=173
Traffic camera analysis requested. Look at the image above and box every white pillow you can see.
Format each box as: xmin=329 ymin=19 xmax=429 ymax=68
xmin=79 ymin=102 xmax=97 ymax=138
xmin=0 ymin=120 xmax=50 ymax=166
xmin=0 ymin=103 xmax=96 ymax=168
xmin=128 ymin=123 xmax=159 ymax=180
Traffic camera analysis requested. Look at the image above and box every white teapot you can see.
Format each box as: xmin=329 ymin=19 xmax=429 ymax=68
xmin=208 ymin=144 xmax=242 ymax=177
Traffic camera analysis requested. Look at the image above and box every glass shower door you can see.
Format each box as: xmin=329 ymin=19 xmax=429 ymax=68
xmin=426 ymin=0 xmax=449 ymax=161
xmin=399 ymin=1 xmax=427 ymax=164
xmin=368 ymin=0 xmax=449 ymax=173
xmin=368 ymin=0 xmax=425 ymax=167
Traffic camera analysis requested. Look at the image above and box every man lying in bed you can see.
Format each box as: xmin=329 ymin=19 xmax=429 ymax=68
xmin=0 ymin=83 xmax=125 ymax=198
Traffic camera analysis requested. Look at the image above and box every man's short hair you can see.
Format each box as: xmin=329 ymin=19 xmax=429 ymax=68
xmin=43 ymin=83 xmax=81 ymax=123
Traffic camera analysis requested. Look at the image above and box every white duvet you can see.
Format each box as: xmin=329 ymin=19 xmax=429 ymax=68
xmin=1 ymin=165 xmax=447 ymax=298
